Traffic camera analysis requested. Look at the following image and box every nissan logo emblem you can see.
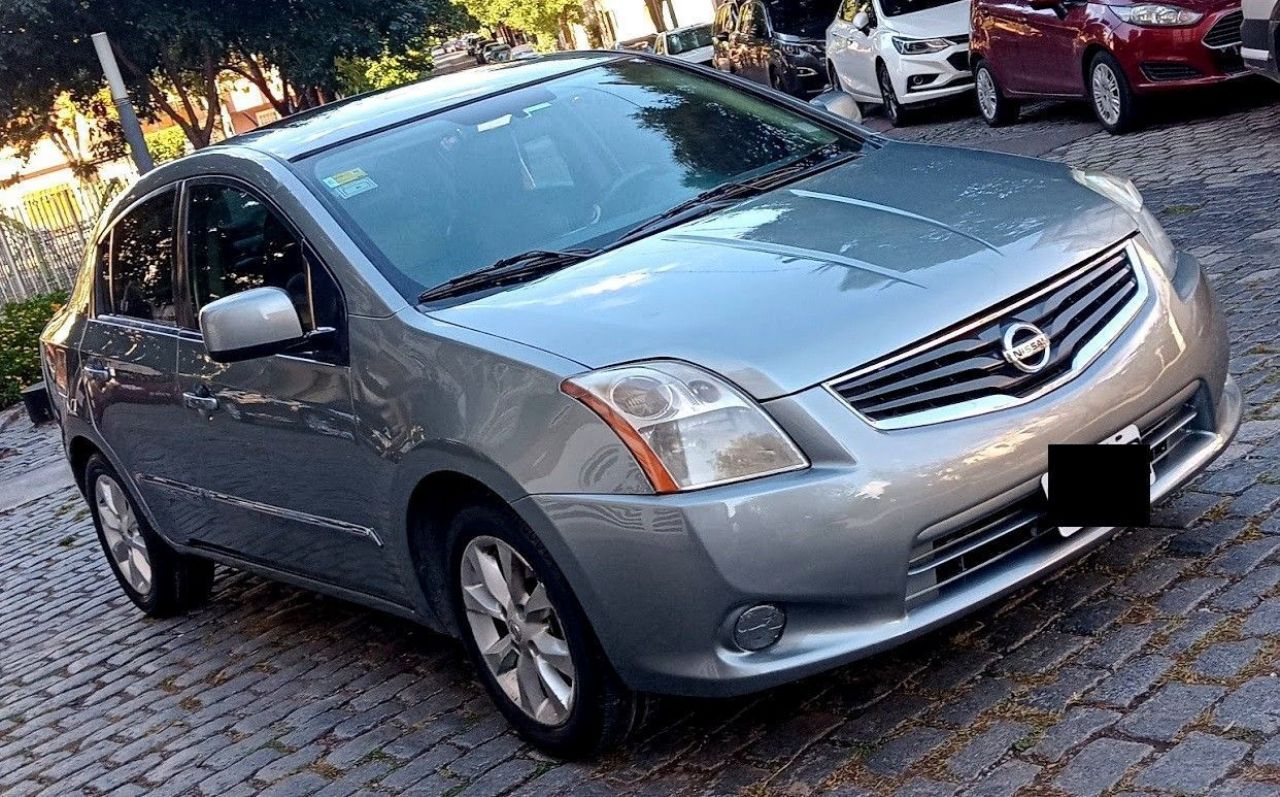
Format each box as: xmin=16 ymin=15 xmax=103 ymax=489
xmin=1002 ymin=322 xmax=1052 ymax=373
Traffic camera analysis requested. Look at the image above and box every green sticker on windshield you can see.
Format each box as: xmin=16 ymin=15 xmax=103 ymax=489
xmin=323 ymin=168 xmax=378 ymax=199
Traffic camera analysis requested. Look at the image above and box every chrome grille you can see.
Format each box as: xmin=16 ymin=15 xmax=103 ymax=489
xmin=906 ymin=398 xmax=1206 ymax=606
xmin=831 ymin=246 xmax=1142 ymax=427
xmin=1204 ymin=11 xmax=1243 ymax=49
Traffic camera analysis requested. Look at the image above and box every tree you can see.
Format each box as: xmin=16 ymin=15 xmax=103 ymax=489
xmin=454 ymin=0 xmax=582 ymax=46
xmin=0 ymin=0 xmax=473 ymax=157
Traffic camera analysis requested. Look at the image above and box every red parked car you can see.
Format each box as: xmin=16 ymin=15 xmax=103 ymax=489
xmin=970 ymin=0 xmax=1247 ymax=132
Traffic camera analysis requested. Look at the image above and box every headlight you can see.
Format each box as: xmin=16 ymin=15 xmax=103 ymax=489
xmin=892 ymin=37 xmax=952 ymax=55
xmin=1074 ymin=169 xmax=1177 ymax=275
xmin=1112 ymin=4 xmax=1203 ymax=26
xmin=781 ymin=42 xmax=823 ymax=57
xmin=563 ymin=361 xmax=808 ymax=492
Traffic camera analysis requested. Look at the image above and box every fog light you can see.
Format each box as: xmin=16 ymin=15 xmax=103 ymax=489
xmin=733 ymin=604 xmax=786 ymax=651
xmin=909 ymin=75 xmax=930 ymax=87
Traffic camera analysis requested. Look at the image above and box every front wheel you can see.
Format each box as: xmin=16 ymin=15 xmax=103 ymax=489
xmin=974 ymin=60 xmax=1020 ymax=126
xmin=1089 ymin=51 xmax=1140 ymax=133
xmin=449 ymin=503 xmax=642 ymax=758
xmin=877 ymin=62 xmax=912 ymax=126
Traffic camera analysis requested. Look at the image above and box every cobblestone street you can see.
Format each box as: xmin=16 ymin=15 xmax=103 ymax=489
xmin=4 ymin=89 xmax=1280 ymax=797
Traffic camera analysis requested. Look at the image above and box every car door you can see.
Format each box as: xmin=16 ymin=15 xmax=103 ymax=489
xmin=977 ymin=0 xmax=1036 ymax=93
xmin=77 ymin=188 xmax=187 ymax=534
xmin=164 ymin=178 xmax=402 ymax=601
xmin=1018 ymin=0 xmax=1088 ymax=95
xmin=828 ymin=0 xmax=880 ymax=99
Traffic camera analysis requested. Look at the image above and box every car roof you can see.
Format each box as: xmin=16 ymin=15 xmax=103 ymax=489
xmin=219 ymin=52 xmax=621 ymax=162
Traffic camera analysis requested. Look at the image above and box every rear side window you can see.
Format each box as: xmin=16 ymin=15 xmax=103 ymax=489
xmin=185 ymin=182 xmax=343 ymax=336
xmin=108 ymin=191 xmax=177 ymax=323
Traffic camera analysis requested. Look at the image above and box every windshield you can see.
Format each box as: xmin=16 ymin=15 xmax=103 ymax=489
xmin=666 ymin=25 xmax=714 ymax=54
xmin=300 ymin=59 xmax=859 ymax=299
xmin=879 ymin=0 xmax=962 ymax=16
xmin=765 ymin=0 xmax=843 ymax=37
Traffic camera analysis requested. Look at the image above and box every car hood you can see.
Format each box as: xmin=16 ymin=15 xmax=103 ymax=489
xmin=428 ymin=142 xmax=1140 ymax=400
xmin=884 ymin=1 xmax=971 ymax=38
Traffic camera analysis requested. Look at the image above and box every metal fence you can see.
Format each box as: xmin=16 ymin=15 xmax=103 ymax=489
xmin=0 ymin=181 xmax=123 ymax=303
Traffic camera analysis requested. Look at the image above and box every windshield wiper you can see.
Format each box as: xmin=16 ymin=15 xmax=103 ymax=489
xmin=418 ymin=248 xmax=594 ymax=302
xmin=609 ymin=144 xmax=857 ymax=249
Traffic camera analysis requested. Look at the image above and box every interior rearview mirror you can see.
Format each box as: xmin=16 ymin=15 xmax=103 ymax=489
xmin=809 ymin=90 xmax=864 ymax=124
xmin=852 ymin=11 xmax=870 ymax=30
xmin=199 ymin=286 xmax=306 ymax=363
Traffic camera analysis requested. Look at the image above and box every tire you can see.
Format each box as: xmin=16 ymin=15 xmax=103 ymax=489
xmin=447 ymin=503 xmax=641 ymax=758
xmin=85 ymin=454 xmax=215 ymax=617
xmin=1088 ymin=51 xmax=1140 ymax=134
xmin=974 ymin=59 xmax=1020 ymax=126
xmin=877 ymin=62 xmax=912 ymax=126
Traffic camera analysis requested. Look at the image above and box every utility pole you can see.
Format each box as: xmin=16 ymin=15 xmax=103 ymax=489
xmin=91 ymin=32 xmax=155 ymax=174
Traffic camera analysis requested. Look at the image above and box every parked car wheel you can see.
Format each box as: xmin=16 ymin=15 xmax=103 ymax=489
xmin=85 ymin=454 xmax=214 ymax=616
xmin=448 ymin=503 xmax=642 ymax=758
xmin=877 ymin=62 xmax=911 ymax=126
xmin=1089 ymin=51 xmax=1139 ymax=134
xmin=974 ymin=60 xmax=1019 ymax=126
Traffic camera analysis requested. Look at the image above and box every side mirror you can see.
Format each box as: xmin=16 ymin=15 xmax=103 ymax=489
xmin=809 ymin=90 xmax=864 ymax=124
xmin=852 ymin=11 xmax=870 ymax=30
xmin=199 ymin=287 xmax=306 ymax=363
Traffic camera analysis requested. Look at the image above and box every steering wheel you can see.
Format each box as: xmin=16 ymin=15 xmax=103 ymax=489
xmin=599 ymin=165 xmax=664 ymax=215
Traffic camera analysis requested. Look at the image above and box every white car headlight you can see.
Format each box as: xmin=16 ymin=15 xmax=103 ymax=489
xmin=563 ymin=361 xmax=808 ymax=492
xmin=1074 ymin=169 xmax=1177 ymax=275
xmin=892 ymin=37 xmax=952 ymax=55
xmin=1112 ymin=4 xmax=1203 ymax=26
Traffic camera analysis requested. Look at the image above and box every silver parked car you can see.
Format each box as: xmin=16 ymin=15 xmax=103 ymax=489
xmin=41 ymin=53 xmax=1239 ymax=757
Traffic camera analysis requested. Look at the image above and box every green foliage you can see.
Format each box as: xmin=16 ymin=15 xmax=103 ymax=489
xmin=454 ymin=0 xmax=580 ymax=43
xmin=145 ymin=126 xmax=189 ymax=164
xmin=335 ymin=49 xmax=435 ymax=95
xmin=0 ymin=291 xmax=67 ymax=409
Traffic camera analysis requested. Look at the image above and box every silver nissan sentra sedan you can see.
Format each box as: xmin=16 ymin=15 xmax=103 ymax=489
xmin=41 ymin=52 xmax=1239 ymax=756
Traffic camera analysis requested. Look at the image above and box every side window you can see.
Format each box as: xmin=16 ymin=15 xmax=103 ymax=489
xmin=109 ymin=191 xmax=177 ymax=323
xmin=185 ymin=182 xmax=344 ymax=344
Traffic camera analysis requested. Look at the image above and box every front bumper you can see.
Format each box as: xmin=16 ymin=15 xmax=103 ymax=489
xmin=895 ymin=45 xmax=975 ymax=105
xmin=1114 ymin=10 xmax=1252 ymax=91
xmin=1242 ymin=9 xmax=1280 ymax=80
xmin=520 ymin=247 xmax=1238 ymax=697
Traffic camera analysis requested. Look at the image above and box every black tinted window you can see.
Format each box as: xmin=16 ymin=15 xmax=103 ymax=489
xmin=765 ymin=0 xmax=842 ymax=36
xmin=186 ymin=184 xmax=345 ymax=332
xmin=109 ymin=191 xmax=176 ymax=323
xmin=186 ymin=183 xmax=341 ymax=333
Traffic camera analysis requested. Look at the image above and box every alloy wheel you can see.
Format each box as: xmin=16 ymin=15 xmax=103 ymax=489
xmin=1091 ymin=63 xmax=1122 ymax=127
xmin=878 ymin=67 xmax=900 ymax=123
xmin=95 ymin=475 xmax=152 ymax=595
xmin=460 ymin=535 xmax=576 ymax=726
xmin=976 ymin=67 xmax=998 ymax=121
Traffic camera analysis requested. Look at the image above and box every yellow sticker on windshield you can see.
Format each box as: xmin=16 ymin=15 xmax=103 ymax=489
xmin=323 ymin=168 xmax=377 ymax=199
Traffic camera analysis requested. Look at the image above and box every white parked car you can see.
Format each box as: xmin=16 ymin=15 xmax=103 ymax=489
xmin=653 ymin=23 xmax=716 ymax=64
xmin=825 ymin=0 xmax=972 ymax=125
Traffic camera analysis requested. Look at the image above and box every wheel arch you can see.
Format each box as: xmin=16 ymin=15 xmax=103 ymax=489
xmin=1081 ymin=43 xmax=1112 ymax=90
xmin=67 ymin=434 xmax=102 ymax=495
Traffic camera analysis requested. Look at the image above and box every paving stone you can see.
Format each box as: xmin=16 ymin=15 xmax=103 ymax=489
xmin=933 ymin=678 xmax=1015 ymax=727
xmin=1213 ymin=677 xmax=1280 ymax=734
xmin=1084 ymin=655 xmax=1174 ymax=708
xmin=1242 ymin=597 xmax=1280 ymax=636
xmin=1134 ymin=732 xmax=1251 ymax=793
xmin=1030 ymin=707 xmax=1121 ymax=763
xmin=864 ymin=728 xmax=950 ymax=777
xmin=1021 ymin=667 xmax=1107 ymax=713
xmin=992 ymin=632 xmax=1088 ymax=677
xmin=966 ymin=760 xmax=1041 ymax=797
xmin=1209 ymin=779 xmax=1280 ymax=797
xmin=1253 ymin=734 xmax=1280 ymax=767
xmin=1194 ymin=639 xmax=1265 ymax=679
xmin=1054 ymin=738 xmax=1152 ymax=797
xmin=1118 ymin=683 xmax=1227 ymax=742
xmin=1157 ymin=576 xmax=1229 ymax=614
xmin=1212 ymin=566 xmax=1280 ymax=611
xmin=946 ymin=721 xmax=1030 ymax=780
xmin=892 ymin=779 xmax=957 ymax=797
xmin=833 ymin=693 xmax=933 ymax=744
